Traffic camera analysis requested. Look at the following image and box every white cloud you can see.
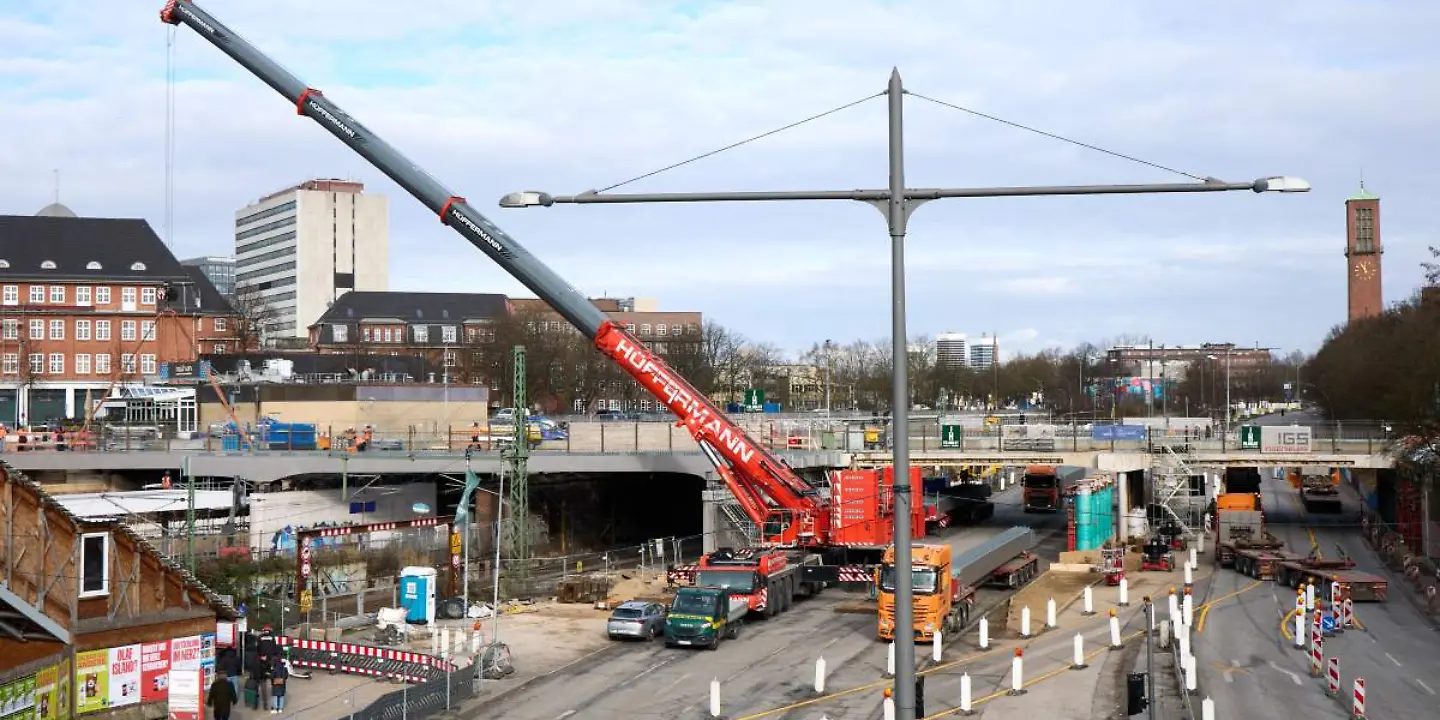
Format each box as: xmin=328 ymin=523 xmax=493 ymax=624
xmin=2 ymin=0 xmax=1438 ymax=360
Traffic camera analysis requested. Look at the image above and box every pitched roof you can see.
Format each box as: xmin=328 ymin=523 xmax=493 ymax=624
xmin=0 ymin=214 xmax=188 ymax=282
xmin=313 ymin=291 xmax=511 ymax=326
xmin=165 ymin=266 xmax=237 ymax=316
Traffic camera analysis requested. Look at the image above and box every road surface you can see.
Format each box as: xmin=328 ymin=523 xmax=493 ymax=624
xmin=1194 ymin=470 xmax=1440 ymax=718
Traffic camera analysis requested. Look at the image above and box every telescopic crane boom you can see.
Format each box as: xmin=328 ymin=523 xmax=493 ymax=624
xmin=159 ymin=0 xmax=829 ymax=547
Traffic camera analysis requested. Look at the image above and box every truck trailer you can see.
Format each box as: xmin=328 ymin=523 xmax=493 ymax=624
xmin=876 ymin=527 xmax=1039 ymax=642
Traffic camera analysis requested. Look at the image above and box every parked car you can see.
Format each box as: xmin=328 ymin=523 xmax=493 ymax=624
xmin=607 ymin=600 xmax=667 ymax=641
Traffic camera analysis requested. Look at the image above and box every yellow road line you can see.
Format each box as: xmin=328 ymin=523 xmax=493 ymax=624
xmin=1307 ymin=528 xmax=1321 ymax=556
xmin=1194 ymin=580 xmax=1263 ymax=633
xmin=922 ymin=631 xmax=1148 ymax=719
xmin=1281 ymin=605 xmax=1365 ymax=639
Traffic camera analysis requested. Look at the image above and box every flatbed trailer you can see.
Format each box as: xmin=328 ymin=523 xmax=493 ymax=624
xmin=1300 ymin=485 xmax=1343 ymax=514
xmin=1218 ymin=536 xmax=1285 ymax=568
xmin=983 ymin=552 xmax=1042 ymax=589
xmin=1274 ymin=558 xmax=1389 ymax=602
xmin=1230 ymin=548 xmax=1303 ymax=579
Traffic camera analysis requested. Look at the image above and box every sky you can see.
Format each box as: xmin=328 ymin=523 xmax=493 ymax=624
xmin=3 ymin=0 xmax=1438 ymax=361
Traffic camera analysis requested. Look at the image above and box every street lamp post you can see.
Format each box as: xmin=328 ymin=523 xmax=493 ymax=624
xmin=824 ymin=339 xmax=834 ymax=417
xmin=498 ymin=69 xmax=1308 ymax=719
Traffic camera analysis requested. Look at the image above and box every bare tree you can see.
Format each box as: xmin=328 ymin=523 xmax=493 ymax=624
xmin=1423 ymin=245 xmax=1440 ymax=286
xmin=230 ymin=285 xmax=277 ymax=351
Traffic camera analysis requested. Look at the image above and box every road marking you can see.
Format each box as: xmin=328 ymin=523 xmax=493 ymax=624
xmin=634 ymin=660 xmax=667 ymax=680
xmin=821 ymin=636 xmax=842 ymax=650
xmin=1268 ymin=661 xmax=1303 ymax=686
xmin=1211 ymin=659 xmax=1251 ymax=683
xmin=1195 ymin=580 xmax=1263 ymax=633
xmin=552 ymin=712 xmax=576 ymax=720
xmin=1386 ymin=652 xmax=1402 ymax=667
xmin=1417 ymin=678 xmax=1436 ymax=695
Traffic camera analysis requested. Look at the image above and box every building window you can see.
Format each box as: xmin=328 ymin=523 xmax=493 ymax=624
xmin=363 ymin=327 xmax=372 ymax=342
xmin=1 ymin=354 xmax=16 ymax=374
xmin=626 ymin=323 xmax=636 ymax=333
xmin=49 ymin=286 xmax=65 ymax=304
xmin=640 ymin=324 xmax=651 ymax=335
xmin=332 ymin=324 xmax=347 ymax=342
xmin=442 ymin=326 xmax=457 ymax=344
xmin=1 ymin=285 xmax=16 ymax=305
xmin=141 ymin=321 xmax=156 ymax=341
xmin=95 ymin=354 xmax=111 ymax=374
xmin=29 ymin=319 xmax=44 ymax=340
xmin=121 ymin=354 xmax=137 ymax=373
xmin=141 ymin=287 xmax=157 ymax=305
xmin=95 ymin=320 xmax=111 ymax=341
xmin=214 ymin=317 xmax=227 ymax=332
xmin=79 ymin=532 xmax=111 ymax=597
xmin=1355 ymin=207 xmax=1376 ymax=253
xmin=28 ymin=285 xmax=45 ymax=303
xmin=443 ymin=350 xmax=457 ymax=367
xmin=95 ymin=286 xmax=111 ymax=305
xmin=1 ymin=319 xmax=16 ymax=340
xmin=121 ymin=321 xmax=137 ymax=341
xmin=414 ymin=325 xmax=429 ymax=343
xmin=75 ymin=320 xmax=91 ymax=341
xmin=75 ymin=286 xmax=91 ymax=306
xmin=48 ymin=353 xmax=63 ymax=374
xmin=213 ymin=343 xmax=227 ymax=354
xmin=28 ymin=353 xmax=43 ymax=374
xmin=49 ymin=319 xmax=64 ymax=340
xmin=656 ymin=323 xmax=667 ymax=336
xmin=121 ymin=287 xmax=137 ymax=309
xmin=140 ymin=354 xmax=157 ymax=375
xmin=75 ymin=353 xmax=91 ymax=375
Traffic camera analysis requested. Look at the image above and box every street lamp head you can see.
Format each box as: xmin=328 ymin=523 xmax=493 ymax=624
xmin=1252 ymin=176 xmax=1311 ymax=193
xmin=498 ymin=190 xmax=555 ymax=208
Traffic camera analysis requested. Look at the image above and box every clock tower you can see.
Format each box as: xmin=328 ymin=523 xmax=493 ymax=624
xmin=1345 ymin=183 xmax=1383 ymax=323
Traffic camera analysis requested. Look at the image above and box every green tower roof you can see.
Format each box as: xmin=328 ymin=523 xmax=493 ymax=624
xmin=1347 ymin=182 xmax=1379 ymax=202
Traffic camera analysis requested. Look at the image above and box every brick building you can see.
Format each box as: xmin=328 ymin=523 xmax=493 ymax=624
xmin=0 ymin=206 xmax=242 ymax=426
xmin=0 ymin=461 xmax=236 ymax=716
xmin=307 ymin=291 xmax=512 ymax=384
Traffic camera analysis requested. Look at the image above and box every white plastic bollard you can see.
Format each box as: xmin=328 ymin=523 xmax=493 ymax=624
xmin=1010 ymin=649 xmax=1025 ymax=695
xmin=470 ymin=629 xmax=481 ymax=654
xmin=1109 ymin=610 xmax=1123 ymax=648
xmin=1293 ymin=612 xmax=1305 ymax=649
xmin=1196 ymin=532 xmax=1205 ymax=554
xmin=1189 ymin=547 xmax=1198 ymax=568
xmin=979 ymin=618 xmax=990 ymax=649
xmin=710 ymin=678 xmax=721 ymax=718
xmin=882 ymin=697 xmax=895 ymax=720
xmin=1179 ymin=628 xmax=1190 ymax=662
xmin=960 ymin=673 xmax=973 ymax=713
xmin=1083 ymin=586 xmax=1095 ymax=615
xmin=1184 ymin=563 xmax=1194 ymax=586
xmin=1168 ymin=592 xmax=1180 ymax=623
xmin=1305 ymin=583 xmax=1316 ymax=611
xmin=886 ymin=642 xmax=896 ymax=677
xmin=814 ymin=657 xmax=826 ymax=694
xmin=1072 ymin=633 xmax=1087 ymax=669
xmin=1046 ymin=597 xmax=1058 ymax=628
xmin=1118 ymin=578 xmax=1129 ymax=606
xmin=1185 ymin=654 xmax=1198 ymax=694
xmin=1201 ymin=696 xmax=1215 ymax=720
xmin=1021 ymin=606 xmax=1032 ymax=637
xmin=1182 ymin=592 xmax=1194 ymax=627
xmin=933 ymin=630 xmax=943 ymax=662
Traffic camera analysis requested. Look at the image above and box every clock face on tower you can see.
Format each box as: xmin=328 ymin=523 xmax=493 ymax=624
xmin=1352 ymin=259 xmax=1376 ymax=280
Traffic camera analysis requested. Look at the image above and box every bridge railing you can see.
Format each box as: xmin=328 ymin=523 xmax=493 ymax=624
xmin=2 ymin=421 xmax=1394 ymax=456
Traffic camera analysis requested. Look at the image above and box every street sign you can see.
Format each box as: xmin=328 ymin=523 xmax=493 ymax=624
xmin=1239 ymin=425 xmax=1261 ymax=450
xmin=1261 ymin=426 xmax=1312 ymax=453
xmin=1321 ymin=615 xmax=1336 ymax=633
xmin=743 ymin=388 xmax=765 ymax=412
xmin=299 ymin=590 xmax=313 ymax=614
xmin=940 ymin=424 xmax=962 ymax=449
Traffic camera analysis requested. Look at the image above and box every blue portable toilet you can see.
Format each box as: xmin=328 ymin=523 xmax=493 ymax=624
xmin=399 ymin=566 xmax=438 ymax=624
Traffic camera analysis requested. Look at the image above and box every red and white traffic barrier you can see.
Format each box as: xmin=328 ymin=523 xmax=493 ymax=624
xmin=1326 ymin=656 xmax=1340 ymax=696
xmin=1353 ymin=677 xmax=1366 ymax=718
xmin=1309 ymin=632 xmax=1323 ymax=677
xmin=1343 ymin=598 xmax=1355 ymax=628
xmin=1332 ymin=603 xmax=1345 ymax=634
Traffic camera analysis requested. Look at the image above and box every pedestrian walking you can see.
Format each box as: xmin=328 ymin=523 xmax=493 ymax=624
xmin=249 ymin=656 xmax=270 ymax=711
xmin=217 ymin=649 xmax=241 ymax=699
xmin=206 ymin=674 xmax=236 ymax=720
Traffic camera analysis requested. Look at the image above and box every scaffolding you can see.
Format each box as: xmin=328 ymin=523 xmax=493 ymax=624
xmin=1148 ymin=439 xmax=1207 ymax=541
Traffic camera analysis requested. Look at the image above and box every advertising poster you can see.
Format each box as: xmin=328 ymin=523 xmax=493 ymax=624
xmin=56 ymin=657 xmax=71 ymax=720
xmin=139 ymin=641 xmax=170 ymax=704
xmin=1 ymin=679 xmax=14 ymax=719
xmin=34 ymin=665 xmax=58 ymax=720
xmin=168 ymin=637 xmax=202 ymax=672
xmin=12 ymin=677 xmax=37 ymax=720
xmin=164 ymin=670 xmax=202 ymax=720
xmin=106 ymin=646 xmax=140 ymax=709
xmin=199 ymin=635 xmax=216 ymax=686
xmin=73 ymin=651 xmax=108 ymax=715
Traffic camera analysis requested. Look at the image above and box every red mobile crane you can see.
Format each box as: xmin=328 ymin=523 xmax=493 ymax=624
xmin=160 ymin=1 xmax=918 ymax=582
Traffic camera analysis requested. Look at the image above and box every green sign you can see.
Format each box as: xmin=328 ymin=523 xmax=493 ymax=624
xmin=743 ymin=388 xmax=765 ymax=411
xmin=1239 ymin=425 xmax=1261 ymax=450
xmin=940 ymin=424 xmax=962 ymax=449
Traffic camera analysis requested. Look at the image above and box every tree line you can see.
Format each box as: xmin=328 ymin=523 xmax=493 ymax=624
xmin=1305 ymin=247 xmax=1440 ymax=426
xmin=462 ymin=307 xmax=1299 ymax=417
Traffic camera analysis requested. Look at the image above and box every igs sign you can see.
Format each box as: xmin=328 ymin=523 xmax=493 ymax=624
xmin=1261 ymin=426 xmax=1312 ymax=453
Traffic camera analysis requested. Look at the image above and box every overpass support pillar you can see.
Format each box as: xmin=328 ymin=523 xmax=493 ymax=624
xmin=702 ymin=496 xmax=719 ymax=554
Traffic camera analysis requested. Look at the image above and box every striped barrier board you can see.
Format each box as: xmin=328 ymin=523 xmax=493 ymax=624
xmin=277 ymin=636 xmax=458 ymax=681
xmin=1353 ymin=677 xmax=1366 ymax=718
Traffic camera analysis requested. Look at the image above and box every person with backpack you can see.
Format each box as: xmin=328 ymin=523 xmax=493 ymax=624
xmin=205 ymin=673 xmax=236 ymax=720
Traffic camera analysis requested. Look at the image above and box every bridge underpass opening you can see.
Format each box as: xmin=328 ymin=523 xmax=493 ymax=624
xmin=476 ymin=472 xmax=705 ymax=562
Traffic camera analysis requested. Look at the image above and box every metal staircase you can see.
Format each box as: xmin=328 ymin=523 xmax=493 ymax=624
xmin=1150 ymin=441 xmax=1205 ymax=539
xmin=702 ymin=485 xmax=757 ymax=547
